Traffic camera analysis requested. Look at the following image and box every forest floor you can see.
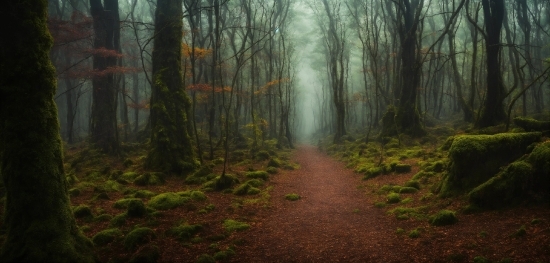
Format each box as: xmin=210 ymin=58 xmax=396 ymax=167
xmin=2 ymin=142 xmax=550 ymax=263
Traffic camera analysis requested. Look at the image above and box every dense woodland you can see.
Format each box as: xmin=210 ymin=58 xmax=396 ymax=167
xmin=1 ymin=0 xmax=550 ymax=262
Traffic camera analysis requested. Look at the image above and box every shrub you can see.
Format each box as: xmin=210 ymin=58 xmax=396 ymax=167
xmin=429 ymin=210 xmax=458 ymax=226
xmin=124 ymin=227 xmax=156 ymax=250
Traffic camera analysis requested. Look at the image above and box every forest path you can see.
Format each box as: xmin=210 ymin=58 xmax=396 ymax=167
xmin=234 ymin=144 xmax=404 ymax=262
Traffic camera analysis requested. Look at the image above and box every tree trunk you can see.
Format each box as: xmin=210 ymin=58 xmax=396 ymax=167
xmin=146 ymin=0 xmax=197 ymax=175
xmin=0 ymin=1 xmax=95 ymax=262
xmin=90 ymin=0 xmax=120 ymax=153
xmin=477 ymin=0 xmax=507 ymax=128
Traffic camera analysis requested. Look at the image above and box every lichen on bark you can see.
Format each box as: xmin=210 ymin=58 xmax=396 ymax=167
xmin=0 ymin=1 xmax=95 ymax=262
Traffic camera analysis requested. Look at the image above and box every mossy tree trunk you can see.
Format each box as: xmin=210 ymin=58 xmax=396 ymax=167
xmin=382 ymin=0 xmax=425 ymax=137
xmin=146 ymin=0 xmax=197 ymax=175
xmin=90 ymin=0 xmax=120 ymax=153
xmin=476 ymin=0 xmax=507 ymax=128
xmin=0 ymin=1 xmax=96 ymax=262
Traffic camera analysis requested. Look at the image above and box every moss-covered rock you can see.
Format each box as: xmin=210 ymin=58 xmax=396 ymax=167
xmin=399 ymin=187 xmax=418 ymax=194
xmin=134 ymin=172 xmax=165 ymax=186
xmin=429 ymin=210 xmax=458 ymax=226
xmin=92 ymin=228 xmax=122 ymax=246
xmin=124 ymin=227 xmax=156 ymax=251
xmin=148 ymin=193 xmax=188 ymax=210
xmin=469 ymin=141 xmax=550 ymax=208
xmin=214 ymin=174 xmax=238 ymax=191
xmin=266 ymin=167 xmax=278 ymax=174
xmin=177 ymin=190 xmax=207 ymax=201
xmin=110 ymin=213 xmax=128 ymax=227
xmin=267 ymin=158 xmax=281 ymax=168
xmin=514 ymin=117 xmax=550 ymax=132
xmin=386 ymin=193 xmax=401 ymax=204
xmin=394 ymin=163 xmax=412 ymax=173
xmin=440 ymin=132 xmax=541 ymax=196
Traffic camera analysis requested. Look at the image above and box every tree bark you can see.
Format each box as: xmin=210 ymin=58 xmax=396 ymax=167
xmin=477 ymin=0 xmax=507 ymax=128
xmin=146 ymin=0 xmax=197 ymax=174
xmin=0 ymin=1 xmax=96 ymax=262
xmin=90 ymin=0 xmax=120 ymax=153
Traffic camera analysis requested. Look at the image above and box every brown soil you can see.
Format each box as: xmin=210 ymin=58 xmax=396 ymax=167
xmin=230 ymin=145 xmax=550 ymax=263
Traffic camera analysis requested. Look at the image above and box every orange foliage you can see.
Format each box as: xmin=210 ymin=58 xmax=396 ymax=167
xmin=254 ymin=78 xmax=289 ymax=95
xmin=182 ymin=43 xmax=212 ymax=59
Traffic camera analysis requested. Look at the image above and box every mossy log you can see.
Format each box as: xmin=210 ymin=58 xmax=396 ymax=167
xmin=514 ymin=117 xmax=550 ymax=132
xmin=0 ymin=1 xmax=96 ymax=262
xmin=440 ymin=132 xmax=541 ymax=196
xmin=469 ymin=141 xmax=550 ymax=208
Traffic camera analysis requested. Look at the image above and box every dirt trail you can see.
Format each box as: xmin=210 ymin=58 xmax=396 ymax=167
xmin=235 ymin=145 xmax=404 ymax=262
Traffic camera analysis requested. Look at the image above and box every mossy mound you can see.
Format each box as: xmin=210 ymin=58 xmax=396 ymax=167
xmin=399 ymin=187 xmax=418 ymax=194
xmin=233 ymin=181 xmax=261 ymax=196
xmin=124 ymin=227 xmax=156 ymax=251
xmin=110 ymin=213 xmax=128 ymax=227
xmin=169 ymin=224 xmax=203 ymax=241
xmin=440 ymin=132 xmax=541 ymax=196
xmin=468 ymin=141 xmax=550 ymax=208
xmin=514 ymin=117 xmax=550 ymax=132
xmin=114 ymin=198 xmax=142 ymax=209
xmin=213 ymin=248 xmax=236 ymax=261
xmin=266 ymin=166 xmax=278 ymax=174
xmin=429 ymin=210 xmax=458 ymax=226
xmin=245 ymin=171 xmax=269 ymax=180
xmin=148 ymin=192 xmax=189 ymax=210
xmin=127 ymin=199 xmax=147 ymax=217
xmin=121 ymin=172 xmax=140 ymax=181
xmin=73 ymin=205 xmax=93 ymax=218
xmin=131 ymin=190 xmax=157 ymax=198
xmin=92 ymin=228 xmax=122 ymax=246
xmin=223 ymin=219 xmax=250 ymax=232
xmin=394 ymin=163 xmax=412 ymax=173
xmin=214 ymin=174 xmax=239 ymax=191
xmin=386 ymin=193 xmax=401 ymax=204
xmin=134 ymin=172 xmax=165 ymax=186
xmin=128 ymin=244 xmax=160 ymax=263
xmin=185 ymin=165 xmax=214 ymax=185
xmin=177 ymin=190 xmax=207 ymax=201
xmin=285 ymin=193 xmax=300 ymax=201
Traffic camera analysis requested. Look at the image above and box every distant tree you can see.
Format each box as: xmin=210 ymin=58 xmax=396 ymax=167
xmin=146 ymin=0 xmax=197 ymax=174
xmin=476 ymin=0 xmax=507 ymax=128
xmin=0 ymin=1 xmax=96 ymax=262
xmin=89 ymin=0 xmax=121 ymax=152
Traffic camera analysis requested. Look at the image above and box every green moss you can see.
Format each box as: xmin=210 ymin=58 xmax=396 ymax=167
xmin=124 ymin=227 xmax=156 ymax=251
xmin=245 ymin=171 xmax=269 ymax=180
xmin=214 ymin=174 xmax=239 ymax=191
xmin=169 ymin=224 xmax=203 ymax=241
xmin=94 ymin=214 xmax=113 ymax=222
xmin=472 ymin=256 xmax=490 ymax=263
xmin=267 ymin=158 xmax=281 ymax=168
xmin=113 ymin=198 xmax=142 ymax=209
xmin=386 ymin=193 xmax=401 ymax=204
xmin=134 ymin=172 xmax=165 ymax=186
xmin=110 ymin=213 xmax=128 ymax=227
xmin=394 ymin=163 xmax=412 ymax=173
xmin=408 ymin=229 xmax=420 ymax=238
xmin=128 ymin=244 xmax=160 ymax=263
xmin=468 ymin=161 xmax=532 ymax=208
xmin=73 ymin=205 xmax=93 ymax=218
xmin=399 ymin=187 xmax=418 ymax=194
xmin=440 ymin=132 xmax=541 ymax=196
xmin=223 ymin=219 xmax=250 ymax=232
xmin=412 ymin=171 xmax=436 ymax=180
xmin=513 ymin=117 xmax=550 ymax=132
xmin=429 ymin=210 xmax=458 ymax=226
xmin=256 ymin=150 xmax=271 ymax=161
xmin=127 ymin=199 xmax=147 ymax=218
xmin=196 ymin=254 xmax=216 ymax=263
xmin=132 ymin=190 xmax=157 ymax=198
xmin=404 ymin=180 xmax=421 ymax=189
xmin=68 ymin=188 xmax=81 ymax=197
xmin=266 ymin=167 xmax=278 ymax=174
xmin=285 ymin=193 xmax=301 ymax=201
xmin=511 ymin=225 xmax=527 ymax=237
xmin=363 ymin=167 xmax=384 ymax=179
xmin=374 ymin=202 xmax=386 ymax=208
xmin=123 ymin=158 xmax=134 ymax=167
xmin=92 ymin=228 xmax=122 ymax=246
xmin=148 ymin=192 xmax=189 ymax=210
xmin=121 ymin=172 xmax=140 ymax=181
xmin=213 ymin=248 xmax=236 ymax=261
